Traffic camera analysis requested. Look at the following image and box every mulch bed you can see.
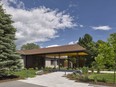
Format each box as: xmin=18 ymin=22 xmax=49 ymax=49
xmin=89 ymin=82 xmax=115 ymax=87
xmin=75 ymin=79 xmax=115 ymax=86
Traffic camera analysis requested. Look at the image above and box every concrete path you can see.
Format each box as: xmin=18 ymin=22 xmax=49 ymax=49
xmin=0 ymin=81 xmax=45 ymax=87
xmin=88 ymin=70 xmax=114 ymax=74
xmin=19 ymin=72 xmax=110 ymax=87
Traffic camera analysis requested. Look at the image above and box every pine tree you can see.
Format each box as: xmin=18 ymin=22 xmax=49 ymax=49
xmin=0 ymin=5 xmax=21 ymax=75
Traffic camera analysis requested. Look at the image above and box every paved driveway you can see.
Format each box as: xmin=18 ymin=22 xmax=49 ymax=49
xmin=19 ymin=72 xmax=110 ymax=87
xmin=0 ymin=81 xmax=45 ymax=87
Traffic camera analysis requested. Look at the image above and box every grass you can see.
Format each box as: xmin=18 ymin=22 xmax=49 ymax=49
xmin=0 ymin=69 xmax=38 ymax=82
xmin=0 ymin=68 xmax=52 ymax=82
xmin=13 ymin=69 xmax=38 ymax=79
xmin=89 ymin=73 xmax=116 ymax=83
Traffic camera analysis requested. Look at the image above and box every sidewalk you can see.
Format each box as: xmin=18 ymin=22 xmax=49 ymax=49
xmin=88 ymin=70 xmax=114 ymax=73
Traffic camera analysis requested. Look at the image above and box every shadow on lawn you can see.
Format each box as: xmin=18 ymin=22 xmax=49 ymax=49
xmin=0 ymin=75 xmax=20 ymax=83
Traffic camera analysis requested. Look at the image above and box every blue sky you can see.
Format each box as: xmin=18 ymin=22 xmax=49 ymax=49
xmin=2 ymin=0 xmax=116 ymax=48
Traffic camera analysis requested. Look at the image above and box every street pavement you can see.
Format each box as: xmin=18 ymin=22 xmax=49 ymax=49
xmin=0 ymin=81 xmax=45 ymax=87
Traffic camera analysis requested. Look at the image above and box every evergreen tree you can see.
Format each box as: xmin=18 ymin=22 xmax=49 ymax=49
xmin=0 ymin=5 xmax=21 ymax=75
xmin=78 ymin=34 xmax=97 ymax=67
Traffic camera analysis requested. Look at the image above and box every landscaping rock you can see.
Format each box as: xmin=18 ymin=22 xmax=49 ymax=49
xmin=73 ymin=70 xmax=82 ymax=75
xmin=35 ymin=70 xmax=44 ymax=75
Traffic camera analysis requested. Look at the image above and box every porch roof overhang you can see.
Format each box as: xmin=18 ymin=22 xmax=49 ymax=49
xmin=17 ymin=44 xmax=88 ymax=56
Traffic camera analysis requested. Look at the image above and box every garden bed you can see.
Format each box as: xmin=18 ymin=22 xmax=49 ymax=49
xmin=66 ymin=73 xmax=115 ymax=86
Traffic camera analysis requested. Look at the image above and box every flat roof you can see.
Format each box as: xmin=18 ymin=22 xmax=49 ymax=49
xmin=17 ymin=44 xmax=87 ymax=55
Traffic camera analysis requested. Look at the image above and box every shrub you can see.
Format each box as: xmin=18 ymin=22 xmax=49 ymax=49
xmin=35 ymin=67 xmax=38 ymax=70
xmin=90 ymin=67 xmax=94 ymax=73
xmin=80 ymin=75 xmax=89 ymax=82
xmin=67 ymin=74 xmax=77 ymax=80
xmin=44 ymin=67 xmax=53 ymax=72
xmin=100 ymin=77 xmax=107 ymax=82
xmin=81 ymin=67 xmax=88 ymax=74
xmin=93 ymin=76 xmax=97 ymax=83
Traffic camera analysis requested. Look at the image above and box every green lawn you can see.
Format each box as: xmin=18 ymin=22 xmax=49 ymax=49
xmin=89 ymin=73 xmax=116 ymax=83
xmin=13 ymin=69 xmax=38 ymax=79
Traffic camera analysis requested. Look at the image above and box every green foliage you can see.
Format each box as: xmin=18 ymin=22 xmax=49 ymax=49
xmin=89 ymin=73 xmax=115 ymax=83
xmin=67 ymin=74 xmax=78 ymax=80
xmin=78 ymin=34 xmax=92 ymax=47
xmin=99 ymin=43 xmax=115 ymax=65
xmin=67 ymin=73 xmax=115 ymax=83
xmin=91 ymin=33 xmax=116 ymax=71
xmin=81 ymin=67 xmax=88 ymax=75
xmin=78 ymin=34 xmax=98 ymax=67
xmin=14 ymin=68 xmax=37 ymax=79
xmin=70 ymin=57 xmax=76 ymax=64
xmin=94 ymin=54 xmax=105 ymax=73
xmin=81 ymin=75 xmax=89 ymax=82
xmin=70 ymin=57 xmax=77 ymax=68
xmin=21 ymin=43 xmax=40 ymax=50
xmin=0 ymin=5 xmax=21 ymax=75
xmin=108 ymin=33 xmax=116 ymax=65
xmin=108 ymin=33 xmax=116 ymax=50
xmin=44 ymin=67 xmax=53 ymax=72
xmin=78 ymin=34 xmax=97 ymax=55
xmin=94 ymin=39 xmax=115 ymax=71
xmin=93 ymin=76 xmax=98 ymax=83
xmin=67 ymin=73 xmax=89 ymax=82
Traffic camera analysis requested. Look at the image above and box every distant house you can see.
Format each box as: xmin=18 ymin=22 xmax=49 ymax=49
xmin=17 ymin=44 xmax=88 ymax=69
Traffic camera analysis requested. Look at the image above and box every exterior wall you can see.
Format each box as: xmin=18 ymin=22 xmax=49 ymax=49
xmin=45 ymin=58 xmax=58 ymax=68
xmin=21 ymin=55 xmax=45 ymax=69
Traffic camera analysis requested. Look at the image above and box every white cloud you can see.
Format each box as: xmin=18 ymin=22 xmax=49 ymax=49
xmin=1 ymin=0 xmax=25 ymax=9
xmin=1 ymin=0 xmax=76 ymax=48
xmin=91 ymin=25 xmax=112 ymax=30
xmin=69 ymin=4 xmax=78 ymax=8
xmin=46 ymin=45 xmax=60 ymax=48
xmin=68 ymin=41 xmax=74 ymax=45
xmin=79 ymin=24 xmax=84 ymax=28
xmin=69 ymin=1 xmax=78 ymax=8
xmin=68 ymin=40 xmax=78 ymax=45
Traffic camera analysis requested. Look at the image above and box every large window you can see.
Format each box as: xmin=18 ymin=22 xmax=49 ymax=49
xmin=51 ymin=60 xmax=54 ymax=65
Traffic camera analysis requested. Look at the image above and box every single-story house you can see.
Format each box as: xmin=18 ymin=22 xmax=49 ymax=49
xmin=17 ymin=44 xmax=88 ymax=69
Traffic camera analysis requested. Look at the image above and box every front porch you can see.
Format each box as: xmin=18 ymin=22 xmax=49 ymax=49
xmin=22 ymin=51 xmax=88 ymax=69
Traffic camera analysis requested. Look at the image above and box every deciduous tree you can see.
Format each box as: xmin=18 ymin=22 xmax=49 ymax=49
xmin=21 ymin=43 xmax=40 ymax=50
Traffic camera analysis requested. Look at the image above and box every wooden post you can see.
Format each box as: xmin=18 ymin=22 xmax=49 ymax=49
xmin=76 ymin=56 xmax=78 ymax=68
xmin=58 ymin=54 xmax=60 ymax=70
xmin=25 ymin=55 xmax=28 ymax=78
xmin=43 ymin=54 xmax=46 ymax=69
xmin=54 ymin=56 xmax=56 ymax=69
xmin=68 ymin=56 xmax=70 ymax=70
xmin=25 ymin=55 xmax=28 ymax=68
xmin=76 ymin=53 xmax=79 ymax=68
